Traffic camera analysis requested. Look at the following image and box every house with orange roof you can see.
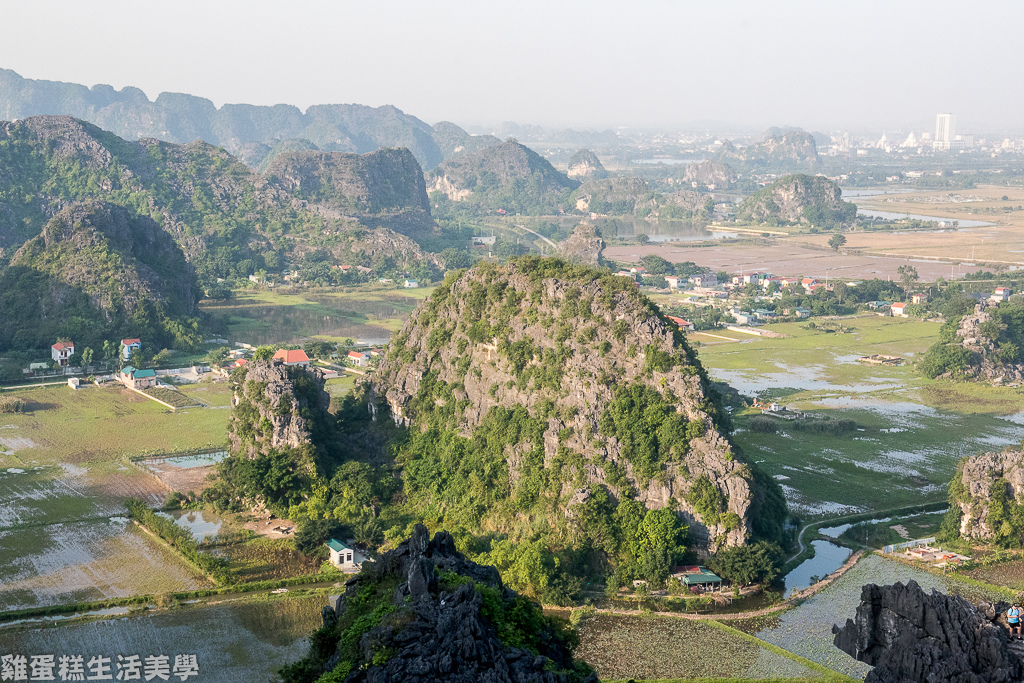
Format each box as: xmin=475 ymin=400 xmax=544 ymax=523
xmin=121 ymin=338 xmax=141 ymax=361
xmin=273 ymin=348 xmax=311 ymax=367
xmin=51 ymin=340 xmax=74 ymax=366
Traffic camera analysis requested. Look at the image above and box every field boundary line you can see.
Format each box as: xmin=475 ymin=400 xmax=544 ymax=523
xmin=130 ymin=519 xmax=219 ymax=585
xmin=700 ymin=618 xmax=858 ymax=682
xmin=127 ymin=386 xmax=178 ymax=411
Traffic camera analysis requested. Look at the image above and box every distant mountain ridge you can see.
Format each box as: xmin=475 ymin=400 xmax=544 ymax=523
xmin=0 ymin=68 xmax=472 ymax=170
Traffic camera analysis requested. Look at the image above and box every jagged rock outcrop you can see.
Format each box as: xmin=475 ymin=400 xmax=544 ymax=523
xmin=682 ymin=160 xmax=736 ymax=189
xmin=737 ymin=174 xmax=856 ymax=225
xmin=833 ymin=580 xmax=1024 ymax=682
xmin=946 ymin=446 xmax=1024 ymax=540
xmin=557 ymin=223 xmax=604 ymax=266
xmin=566 ymin=150 xmax=608 ymax=180
xmin=370 ymin=257 xmax=780 ymax=552
xmin=228 ymin=359 xmax=330 ymax=457
xmin=948 ymin=301 xmax=1024 ymax=383
xmin=285 ymin=525 xmax=597 ymax=683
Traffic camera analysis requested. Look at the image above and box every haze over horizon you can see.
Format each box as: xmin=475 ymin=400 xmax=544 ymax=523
xmin=1 ymin=0 xmax=1023 ymax=134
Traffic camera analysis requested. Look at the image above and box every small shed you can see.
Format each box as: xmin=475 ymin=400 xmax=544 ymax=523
xmin=675 ymin=565 xmax=723 ymax=590
xmin=326 ymin=539 xmax=362 ymax=572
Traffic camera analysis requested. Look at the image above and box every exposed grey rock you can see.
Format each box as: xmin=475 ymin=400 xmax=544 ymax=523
xmin=566 ymin=150 xmax=607 ymax=180
xmin=833 ymin=580 xmax=1023 ymax=682
xmin=948 ymin=301 xmax=1024 ymax=384
xmin=557 ymin=223 xmax=604 ymax=266
xmin=949 ymin=447 xmax=1024 ymax=540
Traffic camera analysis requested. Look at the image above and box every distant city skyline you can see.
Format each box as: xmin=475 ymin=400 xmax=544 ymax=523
xmin=0 ymin=1 xmax=1022 ymax=132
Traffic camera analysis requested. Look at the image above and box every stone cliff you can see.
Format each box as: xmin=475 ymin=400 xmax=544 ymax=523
xmin=280 ymin=525 xmax=597 ymax=683
xmin=566 ymin=149 xmax=608 ymax=180
xmin=682 ymin=160 xmax=736 ymax=189
xmin=228 ymin=359 xmax=331 ymax=458
xmin=370 ymin=257 xmax=782 ymax=552
xmin=946 ymin=300 xmax=1024 ymax=383
xmin=717 ymin=130 xmax=820 ymax=170
xmin=557 ymin=223 xmax=604 ymax=266
xmin=945 ymin=446 xmax=1024 ymax=541
xmin=833 ymin=580 xmax=1024 ymax=682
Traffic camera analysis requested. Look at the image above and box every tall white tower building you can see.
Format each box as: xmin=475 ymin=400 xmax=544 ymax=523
xmin=935 ymin=113 xmax=955 ymax=149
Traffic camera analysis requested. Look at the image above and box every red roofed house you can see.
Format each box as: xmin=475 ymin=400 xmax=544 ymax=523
xmin=273 ymin=349 xmax=311 ymax=367
xmin=891 ymin=302 xmax=909 ymax=318
xmin=121 ymin=338 xmax=141 ymax=361
xmin=347 ymin=351 xmax=369 ymax=368
xmin=667 ymin=316 xmax=696 ymax=332
xmin=51 ymin=340 xmax=74 ymax=366
xmin=230 ymin=358 xmax=248 ymax=370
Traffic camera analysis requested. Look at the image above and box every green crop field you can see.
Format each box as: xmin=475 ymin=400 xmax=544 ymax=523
xmin=695 ymin=316 xmax=1024 ymax=518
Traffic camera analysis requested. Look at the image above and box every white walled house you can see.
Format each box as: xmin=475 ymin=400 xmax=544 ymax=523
xmin=326 ymin=539 xmax=362 ymax=572
xmin=51 ymin=341 xmax=74 ymax=366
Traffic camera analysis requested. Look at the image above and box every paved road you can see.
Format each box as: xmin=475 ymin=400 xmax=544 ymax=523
xmin=514 ymin=224 xmax=558 ymax=250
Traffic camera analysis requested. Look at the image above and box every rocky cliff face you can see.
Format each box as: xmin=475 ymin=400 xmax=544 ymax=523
xmin=948 ymin=301 xmax=1024 ymax=383
xmin=557 ymin=223 xmax=604 ymax=266
xmin=737 ymin=174 xmax=854 ymax=225
xmin=228 ymin=359 xmax=331 ymax=458
xmin=566 ymin=149 xmax=608 ymax=180
xmin=833 ymin=580 xmax=1024 ymax=682
xmin=682 ymin=160 xmax=736 ymax=188
xmin=947 ymin=446 xmax=1024 ymax=540
xmin=571 ymin=177 xmax=654 ymax=216
xmin=370 ymin=257 xmax=772 ymax=552
xmin=431 ymin=121 xmax=502 ymax=160
xmin=282 ymin=525 xmax=597 ymax=683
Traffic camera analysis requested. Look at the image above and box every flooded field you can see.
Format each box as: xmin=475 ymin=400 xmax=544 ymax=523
xmin=0 ymin=595 xmax=329 ymax=683
xmin=697 ymin=317 xmax=1024 ymax=516
xmin=0 ymin=517 xmax=211 ymax=612
xmin=738 ymin=553 xmax=1006 ymax=678
xmin=572 ymin=613 xmax=819 ymax=680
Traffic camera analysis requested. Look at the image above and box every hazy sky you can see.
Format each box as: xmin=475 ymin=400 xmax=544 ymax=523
xmin=2 ymin=0 xmax=1022 ymax=132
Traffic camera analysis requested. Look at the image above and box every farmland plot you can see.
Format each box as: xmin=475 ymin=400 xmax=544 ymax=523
xmin=572 ymin=614 xmax=820 ymax=680
xmin=0 ymin=518 xmax=212 ymax=612
xmin=0 ymin=595 xmax=329 ymax=682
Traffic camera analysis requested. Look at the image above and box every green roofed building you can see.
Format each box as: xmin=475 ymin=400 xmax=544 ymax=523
xmin=327 ymin=538 xmax=362 ymax=572
xmin=119 ymin=365 xmax=157 ymax=389
xmin=674 ymin=565 xmax=723 ymax=591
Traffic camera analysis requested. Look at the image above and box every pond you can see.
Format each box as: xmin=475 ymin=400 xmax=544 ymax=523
xmin=855 ymin=207 xmax=994 ymax=228
xmin=0 ymin=595 xmax=330 ymax=683
xmin=784 ymin=541 xmax=852 ymax=597
xmin=739 ymin=553 xmax=1007 ymax=678
xmin=155 ymin=510 xmax=223 ymax=542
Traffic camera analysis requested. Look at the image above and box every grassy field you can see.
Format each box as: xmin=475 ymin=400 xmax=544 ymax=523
xmin=695 ymin=316 xmax=1024 ymax=517
xmin=0 ymin=384 xmax=229 ymax=468
xmin=199 ymin=285 xmax=433 ymax=346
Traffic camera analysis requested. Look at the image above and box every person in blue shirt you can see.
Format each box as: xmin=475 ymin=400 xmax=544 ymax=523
xmin=1008 ymin=603 xmax=1021 ymax=639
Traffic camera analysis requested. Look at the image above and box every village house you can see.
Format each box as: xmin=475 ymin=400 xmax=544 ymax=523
xmin=346 ymin=350 xmax=369 ymax=367
xmin=667 ymin=316 xmax=695 ymax=331
xmin=891 ymin=302 xmax=909 ymax=318
xmin=326 ymin=539 xmax=363 ymax=572
xmin=867 ymin=300 xmax=891 ymax=311
xmin=691 ymin=273 xmax=717 ymax=288
xmin=911 ymin=293 xmax=929 ymax=305
xmin=51 ymin=340 xmax=74 ymax=367
xmin=273 ymin=349 xmax=311 ymax=368
xmin=800 ymin=277 xmax=817 ymax=292
xmin=992 ymin=287 xmax=1012 ymax=302
xmin=121 ymin=338 xmax=141 ymax=361
xmin=671 ymin=565 xmax=723 ymax=592
xmin=731 ymin=309 xmax=756 ymax=325
xmin=404 ymin=279 xmax=419 ymax=288
xmin=785 ymin=307 xmax=811 ymax=319
xmin=664 ymin=275 xmax=682 ymax=289
xmin=120 ymin=366 xmax=157 ymax=389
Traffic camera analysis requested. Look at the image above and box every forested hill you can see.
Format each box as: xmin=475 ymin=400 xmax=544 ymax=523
xmin=0 ymin=68 xmax=448 ymax=169
xmin=737 ymin=173 xmax=856 ymax=228
xmin=427 ymin=140 xmax=579 ymax=214
xmin=0 ymin=115 xmax=442 ymax=351
xmin=214 ymin=258 xmax=788 ymax=604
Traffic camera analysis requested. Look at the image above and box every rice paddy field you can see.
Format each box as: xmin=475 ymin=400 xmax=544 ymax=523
xmin=0 ymin=594 xmax=329 ymax=683
xmin=572 ymin=614 xmax=825 ymax=680
xmin=695 ymin=316 xmax=1024 ymax=518
xmin=200 ymin=285 xmax=434 ymax=347
xmin=0 ymin=517 xmax=212 ymax=612
xmin=736 ymin=553 xmax=1007 ymax=679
